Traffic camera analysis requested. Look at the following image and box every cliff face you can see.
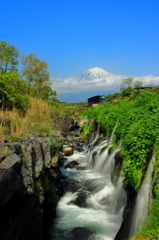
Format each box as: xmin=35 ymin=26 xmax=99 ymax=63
xmin=0 ymin=130 xmax=64 ymax=240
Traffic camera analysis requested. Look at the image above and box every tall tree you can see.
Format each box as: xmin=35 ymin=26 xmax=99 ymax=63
xmin=21 ymin=53 xmax=55 ymax=98
xmin=120 ymin=78 xmax=134 ymax=97
xmin=0 ymin=41 xmax=19 ymax=74
xmin=122 ymin=77 xmax=133 ymax=87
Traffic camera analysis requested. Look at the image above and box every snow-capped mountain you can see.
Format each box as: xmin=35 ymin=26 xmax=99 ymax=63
xmin=80 ymin=67 xmax=114 ymax=80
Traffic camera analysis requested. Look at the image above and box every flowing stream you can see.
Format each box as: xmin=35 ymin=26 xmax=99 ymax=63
xmin=49 ymin=132 xmax=127 ymax=240
xmin=129 ymin=154 xmax=155 ymax=238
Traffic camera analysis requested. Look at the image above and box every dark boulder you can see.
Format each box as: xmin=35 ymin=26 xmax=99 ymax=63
xmin=70 ymin=227 xmax=93 ymax=239
xmin=65 ymin=160 xmax=79 ymax=169
xmin=68 ymin=192 xmax=88 ymax=208
xmin=75 ymin=166 xmax=86 ymax=170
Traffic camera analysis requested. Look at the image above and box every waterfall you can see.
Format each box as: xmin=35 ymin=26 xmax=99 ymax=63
xmin=49 ymin=123 xmax=127 ymax=240
xmin=86 ymin=122 xmax=120 ymax=177
xmin=85 ymin=123 xmax=127 ymax=216
xmin=111 ymin=168 xmax=127 ymax=215
xmin=129 ymin=154 xmax=155 ymax=238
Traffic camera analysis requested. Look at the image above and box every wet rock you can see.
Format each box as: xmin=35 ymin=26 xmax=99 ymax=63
xmin=75 ymin=166 xmax=86 ymax=170
xmin=114 ymin=150 xmax=123 ymax=169
xmin=65 ymin=160 xmax=79 ymax=169
xmin=63 ymin=179 xmax=81 ymax=194
xmin=67 ymin=135 xmax=75 ymax=141
xmin=73 ymin=146 xmax=84 ymax=152
xmin=70 ymin=227 xmax=93 ymax=239
xmin=63 ymin=147 xmax=73 ymax=156
xmin=68 ymin=192 xmax=89 ymax=208
xmin=66 ymin=132 xmax=79 ymax=139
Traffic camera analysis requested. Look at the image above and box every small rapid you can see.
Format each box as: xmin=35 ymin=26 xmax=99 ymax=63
xmin=49 ymin=131 xmax=127 ymax=240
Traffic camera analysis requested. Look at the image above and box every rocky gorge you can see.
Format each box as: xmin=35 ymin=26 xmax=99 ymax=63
xmin=0 ymin=118 xmax=85 ymax=240
xmin=0 ymin=117 xmax=158 ymax=240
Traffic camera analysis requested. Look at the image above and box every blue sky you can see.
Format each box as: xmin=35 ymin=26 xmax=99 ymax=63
xmin=1 ymin=0 xmax=159 ymax=102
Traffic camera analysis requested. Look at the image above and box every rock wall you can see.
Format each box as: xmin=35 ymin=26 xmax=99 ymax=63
xmin=0 ymin=130 xmax=64 ymax=240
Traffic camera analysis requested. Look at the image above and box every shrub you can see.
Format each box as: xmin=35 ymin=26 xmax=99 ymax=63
xmin=86 ymin=91 xmax=159 ymax=190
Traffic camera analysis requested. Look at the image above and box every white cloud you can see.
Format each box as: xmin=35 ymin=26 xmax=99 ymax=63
xmin=51 ymin=74 xmax=159 ymax=94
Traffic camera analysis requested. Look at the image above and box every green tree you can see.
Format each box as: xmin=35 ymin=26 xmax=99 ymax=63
xmin=120 ymin=77 xmax=134 ymax=97
xmin=21 ymin=53 xmax=55 ymax=98
xmin=0 ymin=41 xmax=19 ymax=74
xmin=40 ymin=85 xmax=56 ymax=100
xmin=0 ymin=72 xmax=30 ymax=112
xmin=123 ymin=77 xmax=133 ymax=87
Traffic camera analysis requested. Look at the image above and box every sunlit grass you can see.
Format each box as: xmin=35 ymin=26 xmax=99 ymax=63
xmin=0 ymin=97 xmax=87 ymax=142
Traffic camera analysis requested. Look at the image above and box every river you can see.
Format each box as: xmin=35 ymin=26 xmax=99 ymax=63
xmin=48 ymin=134 xmax=127 ymax=240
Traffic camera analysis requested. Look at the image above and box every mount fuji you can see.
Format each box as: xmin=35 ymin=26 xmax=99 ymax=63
xmin=80 ymin=67 xmax=114 ymax=80
xmin=53 ymin=66 xmax=159 ymax=102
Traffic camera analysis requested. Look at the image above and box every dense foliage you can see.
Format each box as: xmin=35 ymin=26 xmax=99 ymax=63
xmin=85 ymin=90 xmax=159 ymax=239
xmin=0 ymin=41 xmax=57 ymax=113
xmin=21 ymin=53 xmax=56 ymax=99
xmin=86 ymin=91 xmax=159 ymax=190
xmin=0 ymin=41 xmax=19 ymax=74
xmin=0 ymin=72 xmax=30 ymax=112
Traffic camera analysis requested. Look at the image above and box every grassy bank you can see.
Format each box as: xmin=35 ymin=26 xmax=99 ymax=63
xmin=0 ymin=97 xmax=88 ymax=142
xmin=83 ymin=89 xmax=159 ymax=239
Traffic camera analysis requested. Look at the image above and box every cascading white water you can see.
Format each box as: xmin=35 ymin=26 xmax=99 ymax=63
xmin=111 ymin=169 xmax=127 ymax=215
xmin=49 ymin=125 xmax=126 ymax=240
xmin=86 ymin=135 xmax=126 ymax=216
xmin=87 ymin=119 xmax=100 ymax=144
xmin=86 ymin=122 xmax=119 ymax=179
xmin=129 ymin=154 xmax=155 ymax=238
